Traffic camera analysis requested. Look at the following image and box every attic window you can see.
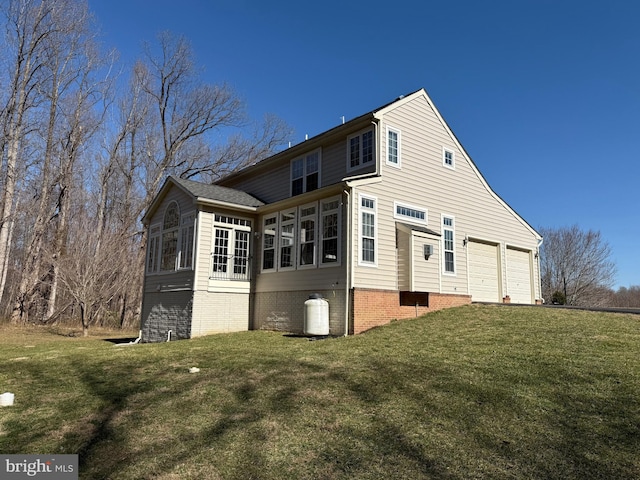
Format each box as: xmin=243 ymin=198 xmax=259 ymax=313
xmin=443 ymin=147 xmax=455 ymax=169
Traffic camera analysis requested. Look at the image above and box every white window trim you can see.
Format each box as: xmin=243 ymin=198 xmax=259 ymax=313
xmin=386 ymin=126 xmax=401 ymax=168
xmin=358 ymin=193 xmax=378 ymax=267
xmin=443 ymin=147 xmax=455 ymax=170
xmin=146 ymin=224 xmax=162 ymax=274
xmin=278 ymin=209 xmax=297 ymax=271
xmin=347 ymin=129 xmax=375 ymax=172
xmin=261 ymin=198 xmax=343 ymax=273
xmin=261 ymin=214 xmax=278 ymax=272
xmin=320 ymin=196 xmax=342 ymax=268
xmin=442 ymin=214 xmax=456 ymax=276
xmin=290 ymin=149 xmax=322 ymax=196
xmin=393 ymin=201 xmax=427 ymax=225
xmin=160 ymin=201 xmax=181 ymax=273
xmin=211 ymin=217 xmax=252 ymax=280
xmin=298 ymin=202 xmax=318 ymax=269
xmin=177 ymin=212 xmax=196 ymax=270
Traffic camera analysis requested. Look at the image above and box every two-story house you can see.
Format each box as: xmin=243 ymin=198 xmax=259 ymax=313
xmin=140 ymin=88 xmax=542 ymax=342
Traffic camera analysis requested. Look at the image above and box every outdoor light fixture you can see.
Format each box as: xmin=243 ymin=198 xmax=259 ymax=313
xmin=423 ymin=244 xmax=433 ymax=260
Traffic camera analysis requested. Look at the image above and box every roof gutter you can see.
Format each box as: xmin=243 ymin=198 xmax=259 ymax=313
xmin=195 ymin=198 xmax=261 ymax=212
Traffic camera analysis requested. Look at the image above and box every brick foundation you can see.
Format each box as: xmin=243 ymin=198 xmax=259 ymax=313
xmin=351 ymin=288 xmax=471 ymax=334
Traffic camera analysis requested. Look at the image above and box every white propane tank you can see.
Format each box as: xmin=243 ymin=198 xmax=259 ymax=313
xmin=304 ymin=293 xmax=329 ymax=336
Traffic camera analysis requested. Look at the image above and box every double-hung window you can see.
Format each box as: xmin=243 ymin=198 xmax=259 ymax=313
xmin=299 ymin=204 xmax=316 ymax=267
xmin=348 ymin=130 xmax=374 ymax=170
xmin=279 ymin=210 xmax=296 ymax=269
xmin=359 ymin=194 xmax=377 ymax=265
xmin=291 ymin=150 xmax=320 ymax=196
xmin=262 ymin=215 xmax=277 ymax=270
xmin=386 ymin=126 xmax=401 ymax=167
xmin=321 ymin=197 xmax=340 ymax=264
xmin=443 ymin=215 xmax=455 ymax=274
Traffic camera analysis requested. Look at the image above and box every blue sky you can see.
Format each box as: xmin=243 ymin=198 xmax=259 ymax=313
xmin=89 ymin=0 xmax=640 ymax=289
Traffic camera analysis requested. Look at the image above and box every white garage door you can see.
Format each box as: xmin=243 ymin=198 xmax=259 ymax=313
xmin=506 ymin=247 xmax=532 ymax=304
xmin=468 ymin=241 xmax=501 ymax=302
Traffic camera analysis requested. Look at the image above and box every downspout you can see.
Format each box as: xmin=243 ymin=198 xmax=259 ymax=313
xmin=342 ymin=119 xmax=380 ymax=336
xmin=344 ymin=189 xmax=351 ymax=336
xmin=372 ymin=119 xmax=380 ymax=177
xmin=537 ymin=237 xmax=544 ymax=303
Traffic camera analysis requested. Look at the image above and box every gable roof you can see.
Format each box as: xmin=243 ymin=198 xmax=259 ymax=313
xmin=142 ymin=176 xmax=264 ymax=225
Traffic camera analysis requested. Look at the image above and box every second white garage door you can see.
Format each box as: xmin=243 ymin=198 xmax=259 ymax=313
xmin=468 ymin=240 xmax=501 ymax=302
xmin=506 ymin=247 xmax=533 ymax=304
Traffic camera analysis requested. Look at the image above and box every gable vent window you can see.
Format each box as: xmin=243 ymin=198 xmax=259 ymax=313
xmin=291 ymin=150 xmax=320 ymax=196
xmin=348 ymin=129 xmax=374 ymax=170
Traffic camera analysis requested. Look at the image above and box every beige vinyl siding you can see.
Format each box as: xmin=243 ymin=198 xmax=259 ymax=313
xmin=194 ymin=209 xmax=213 ymax=291
xmin=352 ymin=188 xmax=398 ymax=290
xmin=411 ymin=231 xmax=441 ymax=292
xmin=322 ymin=142 xmax=350 ymax=186
xmin=224 ymin=162 xmax=291 ymax=203
xmin=353 ymin=93 xmax=540 ymax=301
xmin=396 ymin=229 xmax=411 ymax=290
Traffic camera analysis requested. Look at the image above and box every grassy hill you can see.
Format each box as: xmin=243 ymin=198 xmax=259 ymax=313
xmin=1 ymin=305 xmax=638 ymax=479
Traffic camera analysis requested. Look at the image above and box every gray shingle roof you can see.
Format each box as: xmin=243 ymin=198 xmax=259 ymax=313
xmin=397 ymin=222 xmax=441 ymax=236
xmin=172 ymin=176 xmax=264 ymax=207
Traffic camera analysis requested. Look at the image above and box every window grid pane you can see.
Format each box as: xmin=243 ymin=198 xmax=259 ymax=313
xmin=361 ymin=197 xmax=376 ymax=264
xmin=362 ymin=131 xmax=373 ymax=164
xmin=388 ymin=130 xmax=398 ymax=164
xmin=350 ymin=136 xmax=360 ymax=168
xmin=212 ymin=229 xmax=229 ymax=273
xmin=443 ymin=217 xmax=455 ymax=273
xmin=233 ymin=231 xmax=250 ymax=276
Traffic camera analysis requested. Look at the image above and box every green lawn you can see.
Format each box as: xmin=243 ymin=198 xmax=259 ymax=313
xmin=0 ymin=305 xmax=638 ymax=479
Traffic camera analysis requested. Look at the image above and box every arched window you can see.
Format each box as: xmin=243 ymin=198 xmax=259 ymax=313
xmin=161 ymin=202 xmax=180 ymax=271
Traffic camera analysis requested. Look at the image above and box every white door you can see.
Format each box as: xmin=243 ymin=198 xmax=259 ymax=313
xmin=468 ymin=240 xmax=501 ymax=302
xmin=506 ymin=247 xmax=533 ymax=304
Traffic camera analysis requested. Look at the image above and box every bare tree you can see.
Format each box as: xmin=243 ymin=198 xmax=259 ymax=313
xmin=55 ymin=200 xmax=135 ymax=336
xmin=540 ymin=225 xmax=616 ymax=307
xmin=0 ymin=0 xmax=57 ymax=309
xmin=7 ymin=0 xmax=102 ymax=323
xmin=609 ymin=285 xmax=640 ymax=308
